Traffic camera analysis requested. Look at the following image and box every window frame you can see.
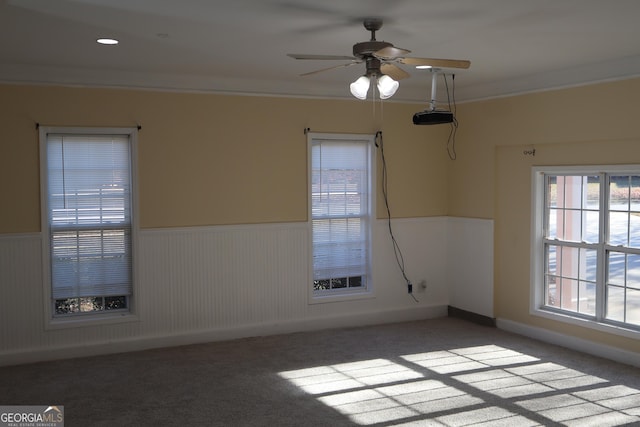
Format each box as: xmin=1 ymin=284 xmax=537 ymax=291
xmin=531 ymin=165 xmax=640 ymax=339
xmin=307 ymin=132 xmax=375 ymax=304
xmin=39 ymin=126 xmax=139 ymax=328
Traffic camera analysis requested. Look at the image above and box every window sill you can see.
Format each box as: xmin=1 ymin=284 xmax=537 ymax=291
xmin=46 ymin=312 xmax=139 ymax=330
xmin=309 ymin=289 xmax=376 ymax=305
xmin=531 ymin=307 xmax=640 ymax=340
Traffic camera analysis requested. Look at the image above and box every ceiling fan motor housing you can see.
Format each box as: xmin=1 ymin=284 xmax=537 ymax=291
xmin=353 ymin=40 xmax=392 ymax=77
xmin=353 ymin=40 xmax=392 ymax=59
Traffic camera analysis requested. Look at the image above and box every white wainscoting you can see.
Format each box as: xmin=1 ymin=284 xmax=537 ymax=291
xmin=447 ymin=217 xmax=494 ymax=318
xmin=0 ymin=217 xmax=464 ymax=366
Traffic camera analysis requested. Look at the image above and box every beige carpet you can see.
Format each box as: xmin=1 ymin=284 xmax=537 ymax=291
xmin=0 ymin=317 xmax=639 ymax=426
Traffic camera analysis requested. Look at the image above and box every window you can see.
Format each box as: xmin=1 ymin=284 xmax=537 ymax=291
xmin=309 ymin=133 xmax=374 ymax=300
xmin=40 ymin=127 xmax=137 ymax=322
xmin=531 ymin=166 xmax=640 ymax=334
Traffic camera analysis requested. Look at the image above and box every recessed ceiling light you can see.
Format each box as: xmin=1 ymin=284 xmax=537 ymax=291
xmin=97 ymin=38 xmax=119 ymax=45
xmin=415 ymin=65 xmax=433 ymax=69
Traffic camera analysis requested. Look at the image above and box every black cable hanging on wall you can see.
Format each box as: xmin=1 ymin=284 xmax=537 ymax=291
xmin=443 ymin=74 xmax=458 ymax=160
xmin=376 ymin=131 xmax=419 ymax=302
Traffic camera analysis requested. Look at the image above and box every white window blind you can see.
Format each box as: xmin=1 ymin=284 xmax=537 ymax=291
xmin=46 ymin=134 xmax=133 ymax=301
xmin=311 ymin=136 xmax=372 ymax=293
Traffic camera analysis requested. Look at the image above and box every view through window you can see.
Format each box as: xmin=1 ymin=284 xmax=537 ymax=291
xmin=533 ymin=167 xmax=640 ymax=331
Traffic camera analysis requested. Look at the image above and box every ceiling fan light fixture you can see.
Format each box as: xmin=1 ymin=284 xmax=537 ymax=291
xmin=350 ymin=75 xmax=370 ymax=100
xmin=288 ymin=18 xmax=470 ymax=100
xmin=377 ymin=74 xmax=399 ymax=99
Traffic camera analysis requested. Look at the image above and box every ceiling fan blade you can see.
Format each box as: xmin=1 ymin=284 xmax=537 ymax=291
xmin=375 ymin=46 xmax=411 ymax=59
xmin=399 ymin=57 xmax=471 ymax=69
xmin=288 ymin=53 xmax=356 ymax=60
xmin=300 ymin=62 xmax=360 ymax=77
xmin=380 ymin=63 xmax=410 ymax=80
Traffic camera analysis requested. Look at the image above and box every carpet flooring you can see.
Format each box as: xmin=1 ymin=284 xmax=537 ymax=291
xmin=0 ymin=317 xmax=639 ymax=426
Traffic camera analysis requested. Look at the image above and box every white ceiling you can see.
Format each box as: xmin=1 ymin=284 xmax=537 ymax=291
xmin=2 ymin=0 xmax=640 ymax=104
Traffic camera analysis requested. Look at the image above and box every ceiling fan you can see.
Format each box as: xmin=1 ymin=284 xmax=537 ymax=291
xmin=288 ymin=18 xmax=470 ymax=100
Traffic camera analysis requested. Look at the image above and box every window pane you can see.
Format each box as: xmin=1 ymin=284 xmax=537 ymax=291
xmin=348 ymin=276 xmax=363 ymax=288
xmin=626 ymin=289 xmax=640 ymax=326
xmin=331 ymin=277 xmax=347 ymax=289
xmin=606 ymin=285 xmax=640 ymax=326
xmin=55 ymin=298 xmax=80 ymax=314
xmin=547 ymin=176 xmax=557 ymax=208
xmin=561 ymin=246 xmax=580 ymax=280
xmin=609 ymin=211 xmax=629 ymax=246
xmin=564 ymin=209 xmax=582 ymax=241
xmin=313 ymin=279 xmax=330 ymax=291
xmin=547 ymin=208 xmax=559 ymax=239
xmin=583 ymin=210 xmax=599 ymax=243
xmin=586 ymin=175 xmax=600 ymax=209
xmin=545 ymin=244 xmax=559 ymax=308
xmin=546 ymin=275 xmax=558 ymax=307
xmin=631 ymin=176 xmax=640 ymax=212
xmin=578 ymin=281 xmax=596 ymax=315
xmin=627 ymin=254 xmax=640 ymax=289
xmin=610 ymin=176 xmax=631 ymax=208
xmin=546 ymin=244 xmax=558 ymax=276
xmin=583 ymin=248 xmax=597 ymax=282
xmin=105 ymin=296 xmax=127 ymax=310
xmin=560 ymin=277 xmax=578 ymax=311
xmin=607 ymin=252 xmax=625 ymax=286
xmin=606 ymin=285 xmax=625 ymax=322
xmin=631 ymin=215 xmax=640 ymax=248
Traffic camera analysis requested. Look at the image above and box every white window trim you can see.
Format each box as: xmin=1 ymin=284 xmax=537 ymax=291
xmin=307 ymin=132 xmax=376 ymax=304
xmin=39 ymin=126 xmax=140 ymax=329
xmin=530 ymin=164 xmax=640 ymax=340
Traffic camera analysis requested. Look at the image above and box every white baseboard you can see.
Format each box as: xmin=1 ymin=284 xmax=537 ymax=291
xmin=497 ymin=318 xmax=640 ymax=368
xmin=0 ymin=305 xmax=447 ymax=367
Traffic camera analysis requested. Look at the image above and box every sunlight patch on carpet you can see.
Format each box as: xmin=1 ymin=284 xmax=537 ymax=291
xmin=278 ymin=358 xmax=423 ymax=395
xmin=278 ymin=345 xmax=640 ymax=426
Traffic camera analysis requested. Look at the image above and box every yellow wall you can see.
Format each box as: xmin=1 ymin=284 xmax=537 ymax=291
xmin=0 ymin=84 xmax=450 ymax=233
xmin=452 ymin=77 xmax=640 ymax=353
xmin=2 ymin=78 xmax=639 ymax=354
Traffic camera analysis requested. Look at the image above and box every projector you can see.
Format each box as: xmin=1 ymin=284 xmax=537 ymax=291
xmin=412 ymin=110 xmax=454 ymax=125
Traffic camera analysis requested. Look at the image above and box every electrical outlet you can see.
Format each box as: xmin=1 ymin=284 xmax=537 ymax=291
xmin=417 ymin=280 xmax=427 ymax=292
